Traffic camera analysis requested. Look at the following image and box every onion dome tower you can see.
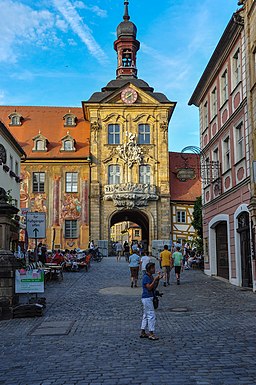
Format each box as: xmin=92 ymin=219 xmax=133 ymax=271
xmin=114 ymin=1 xmax=140 ymax=79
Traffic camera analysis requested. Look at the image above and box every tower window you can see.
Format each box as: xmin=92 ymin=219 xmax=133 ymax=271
xmin=122 ymin=49 xmax=132 ymax=67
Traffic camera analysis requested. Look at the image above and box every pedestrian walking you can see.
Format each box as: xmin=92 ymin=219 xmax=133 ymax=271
xmin=128 ymin=248 xmax=140 ymax=287
xmin=140 ymin=262 xmax=163 ymax=340
xmin=160 ymin=244 xmax=172 ymax=287
xmin=123 ymin=241 xmax=130 ymax=262
xmin=140 ymin=252 xmax=151 ymax=276
xmin=115 ymin=241 xmax=123 ymax=262
xmin=172 ymin=246 xmax=183 ymax=285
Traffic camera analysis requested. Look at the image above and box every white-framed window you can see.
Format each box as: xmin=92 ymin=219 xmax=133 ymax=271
xmin=223 ymin=136 xmax=231 ymax=172
xmin=203 ymin=101 xmax=208 ymax=130
xmin=65 ymin=172 xmax=78 ymax=192
xmin=63 ymin=113 xmax=76 ymax=127
xmin=139 ymin=165 xmax=150 ymax=184
xmin=35 ymin=140 xmax=45 ymax=151
xmin=210 ymin=87 xmax=217 ymax=119
xmin=213 ymin=147 xmax=219 ymax=163
xmin=33 ymin=133 xmax=48 ymax=152
xmin=9 ymin=113 xmax=22 ymax=126
xmin=108 ymin=165 xmax=120 ymax=184
xmin=108 ymin=124 xmax=120 ymax=145
xmin=232 ymin=49 xmax=241 ymax=88
xmin=138 ymin=124 xmax=150 ymax=144
xmin=33 ymin=172 xmax=45 ymax=193
xmin=64 ymin=140 xmax=73 ymax=151
xmin=234 ymin=121 xmax=244 ymax=162
xmin=221 ymin=69 xmax=228 ymax=104
xmin=134 ymin=229 xmax=140 ymax=237
xmin=177 ymin=211 xmax=186 ymax=223
xmin=65 ymin=220 xmax=78 ymax=238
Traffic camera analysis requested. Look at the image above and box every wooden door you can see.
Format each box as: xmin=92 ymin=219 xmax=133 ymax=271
xmin=238 ymin=212 xmax=252 ymax=288
xmin=216 ymin=222 xmax=229 ymax=280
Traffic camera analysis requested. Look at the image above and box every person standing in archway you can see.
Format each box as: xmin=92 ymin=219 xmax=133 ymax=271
xmin=115 ymin=241 xmax=123 ymax=262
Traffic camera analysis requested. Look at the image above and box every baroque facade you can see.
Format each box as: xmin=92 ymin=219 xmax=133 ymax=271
xmin=189 ymin=9 xmax=253 ymax=288
xmin=82 ymin=2 xmax=176 ymax=251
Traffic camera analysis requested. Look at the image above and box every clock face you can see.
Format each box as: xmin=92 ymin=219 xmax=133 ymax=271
xmin=121 ymin=87 xmax=138 ymax=104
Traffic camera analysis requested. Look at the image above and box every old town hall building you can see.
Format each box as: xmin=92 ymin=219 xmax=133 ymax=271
xmin=0 ymin=2 xmax=201 ymax=253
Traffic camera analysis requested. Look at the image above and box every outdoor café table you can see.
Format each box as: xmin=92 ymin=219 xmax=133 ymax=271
xmin=44 ymin=264 xmax=63 ymax=281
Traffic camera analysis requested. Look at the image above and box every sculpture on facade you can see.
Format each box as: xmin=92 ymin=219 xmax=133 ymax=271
xmin=117 ymin=132 xmax=143 ymax=168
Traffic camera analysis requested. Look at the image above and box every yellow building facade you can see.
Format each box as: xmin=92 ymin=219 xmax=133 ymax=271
xmin=82 ymin=2 xmax=176 ymax=252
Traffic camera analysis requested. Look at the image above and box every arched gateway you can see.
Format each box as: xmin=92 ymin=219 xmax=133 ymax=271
xmin=82 ymin=2 xmax=176 ymax=253
xmin=110 ymin=209 xmax=150 ymax=249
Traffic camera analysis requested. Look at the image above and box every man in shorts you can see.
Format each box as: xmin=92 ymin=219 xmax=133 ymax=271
xmin=160 ymin=245 xmax=172 ymax=287
xmin=172 ymin=246 xmax=183 ymax=285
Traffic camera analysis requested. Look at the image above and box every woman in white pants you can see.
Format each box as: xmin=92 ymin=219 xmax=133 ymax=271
xmin=140 ymin=262 xmax=163 ymax=340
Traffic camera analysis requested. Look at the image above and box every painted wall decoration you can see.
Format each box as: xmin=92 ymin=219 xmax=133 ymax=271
xmin=20 ymin=170 xmax=30 ymax=208
xmin=30 ymin=193 xmax=47 ymax=213
xmin=61 ymin=194 xmax=81 ymax=219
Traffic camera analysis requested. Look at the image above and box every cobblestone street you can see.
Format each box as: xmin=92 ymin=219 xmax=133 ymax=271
xmin=1 ymin=257 xmax=256 ymax=385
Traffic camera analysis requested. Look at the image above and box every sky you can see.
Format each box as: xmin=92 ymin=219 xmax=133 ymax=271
xmin=0 ymin=0 xmax=240 ymax=151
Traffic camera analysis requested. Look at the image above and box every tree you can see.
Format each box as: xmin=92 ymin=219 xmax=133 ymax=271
xmin=191 ymin=196 xmax=203 ymax=252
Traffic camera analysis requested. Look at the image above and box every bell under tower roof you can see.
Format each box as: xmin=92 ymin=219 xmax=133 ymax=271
xmin=114 ymin=1 xmax=140 ymax=79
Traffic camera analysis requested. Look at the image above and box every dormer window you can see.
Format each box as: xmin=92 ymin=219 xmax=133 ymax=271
xmin=63 ymin=113 xmax=77 ymax=127
xmin=9 ymin=112 xmax=23 ymax=126
xmin=32 ymin=132 xmax=48 ymax=152
xmin=60 ymin=133 xmax=75 ymax=152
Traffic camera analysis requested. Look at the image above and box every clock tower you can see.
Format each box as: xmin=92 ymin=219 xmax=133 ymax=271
xmin=82 ymin=1 xmax=176 ymax=251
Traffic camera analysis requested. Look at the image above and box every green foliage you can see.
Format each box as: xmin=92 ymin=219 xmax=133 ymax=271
xmin=192 ymin=196 xmax=203 ymax=238
xmin=191 ymin=196 xmax=203 ymax=253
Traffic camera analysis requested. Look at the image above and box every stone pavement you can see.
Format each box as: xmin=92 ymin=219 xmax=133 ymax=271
xmin=1 ymin=257 xmax=256 ymax=385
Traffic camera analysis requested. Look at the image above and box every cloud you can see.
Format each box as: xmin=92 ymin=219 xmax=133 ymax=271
xmin=74 ymin=1 xmax=107 ymax=17
xmin=0 ymin=0 xmax=61 ymax=63
xmin=53 ymin=0 xmax=107 ymax=62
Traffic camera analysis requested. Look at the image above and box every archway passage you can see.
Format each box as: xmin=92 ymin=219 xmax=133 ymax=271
xmin=110 ymin=209 xmax=149 ymax=251
xmin=216 ymin=222 xmax=229 ymax=280
xmin=237 ymin=212 xmax=252 ymax=288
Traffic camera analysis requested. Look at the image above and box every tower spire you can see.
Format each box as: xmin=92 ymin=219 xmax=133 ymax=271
xmin=123 ymin=1 xmax=130 ymax=21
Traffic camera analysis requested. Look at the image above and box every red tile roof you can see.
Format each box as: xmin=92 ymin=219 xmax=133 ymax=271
xmin=169 ymin=152 xmax=201 ymax=202
xmin=0 ymin=106 xmax=90 ymax=159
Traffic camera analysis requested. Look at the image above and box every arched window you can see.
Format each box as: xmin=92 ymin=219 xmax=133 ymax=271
xmin=9 ymin=112 xmax=22 ymax=126
xmin=108 ymin=165 xmax=120 ymax=184
xmin=64 ymin=140 xmax=73 ymax=151
xmin=63 ymin=113 xmax=77 ymax=127
xmin=108 ymin=124 xmax=120 ymax=144
xmin=139 ymin=165 xmax=150 ymax=184
xmin=12 ymin=116 xmax=20 ymax=125
xmin=66 ymin=117 xmax=73 ymax=126
xmin=138 ymin=124 xmax=150 ymax=144
xmin=35 ymin=140 xmax=45 ymax=151
xmin=32 ymin=133 xmax=48 ymax=152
